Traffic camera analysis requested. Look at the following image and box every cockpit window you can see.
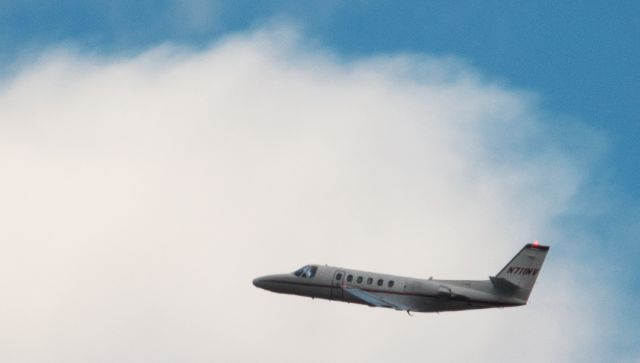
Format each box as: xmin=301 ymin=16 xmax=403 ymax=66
xmin=293 ymin=265 xmax=318 ymax=278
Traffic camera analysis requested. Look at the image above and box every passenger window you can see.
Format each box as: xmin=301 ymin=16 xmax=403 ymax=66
xmin=347 ymin=274 xmax=353 ymax=282
xmin=357 ymin=276 xmax=363 ymax=284
xmin=367 ymin=277 xmax=373 ymax=285
xmin=336 ymin=273 xmax=342 ymax=281
xmin=388 ymin=280 xmax=394 ymax=288
xmin=377 ymin=279 xmax=383 ymax=286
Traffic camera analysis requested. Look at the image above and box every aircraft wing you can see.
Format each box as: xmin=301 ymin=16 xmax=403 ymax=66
xmin=342 ymin=286 xmax=410 ymax=311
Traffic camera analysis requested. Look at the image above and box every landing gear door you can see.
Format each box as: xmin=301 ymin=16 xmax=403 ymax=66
xmin=330 ymin=270 xmax=345 ymax=300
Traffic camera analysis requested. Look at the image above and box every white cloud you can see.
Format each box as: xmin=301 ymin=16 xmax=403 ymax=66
xmin=0 ymin=28 xmax=608 ymax=362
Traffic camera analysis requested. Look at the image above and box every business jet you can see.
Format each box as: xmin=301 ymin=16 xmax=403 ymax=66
xmin=253 ymin=242 xmax=549 ymax=314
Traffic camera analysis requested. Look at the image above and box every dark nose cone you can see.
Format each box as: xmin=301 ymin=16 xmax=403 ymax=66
xmin=253 ymin=276 xmax=265 ymax=289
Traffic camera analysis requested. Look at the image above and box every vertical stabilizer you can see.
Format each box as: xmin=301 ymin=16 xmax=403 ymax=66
xmin=492 ymin=242 xmax=549 ymax=302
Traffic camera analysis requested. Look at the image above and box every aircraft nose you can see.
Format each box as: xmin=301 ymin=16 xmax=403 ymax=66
xmin=253 ymin=276 xmax=266 ymax=289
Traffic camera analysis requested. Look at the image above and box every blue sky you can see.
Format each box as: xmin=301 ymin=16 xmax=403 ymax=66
xmin=1 ymin=1 xmax=638 ymax=359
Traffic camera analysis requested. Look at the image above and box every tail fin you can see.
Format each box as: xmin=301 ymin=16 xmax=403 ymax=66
xmin=491 ymin=242 xmax=549 ymax=302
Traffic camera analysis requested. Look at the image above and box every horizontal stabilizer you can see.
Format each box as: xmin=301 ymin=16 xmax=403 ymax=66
xmin=490 ymin=276 xmax=519 ymax=292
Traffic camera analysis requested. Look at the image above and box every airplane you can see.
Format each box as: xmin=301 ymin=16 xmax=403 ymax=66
xmin=253 ymin=242 xmax=549 ymax=314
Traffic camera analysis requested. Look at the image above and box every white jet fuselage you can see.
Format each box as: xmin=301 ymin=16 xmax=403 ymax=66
xmin=253 ymin=243 xmax=549 ymax=313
